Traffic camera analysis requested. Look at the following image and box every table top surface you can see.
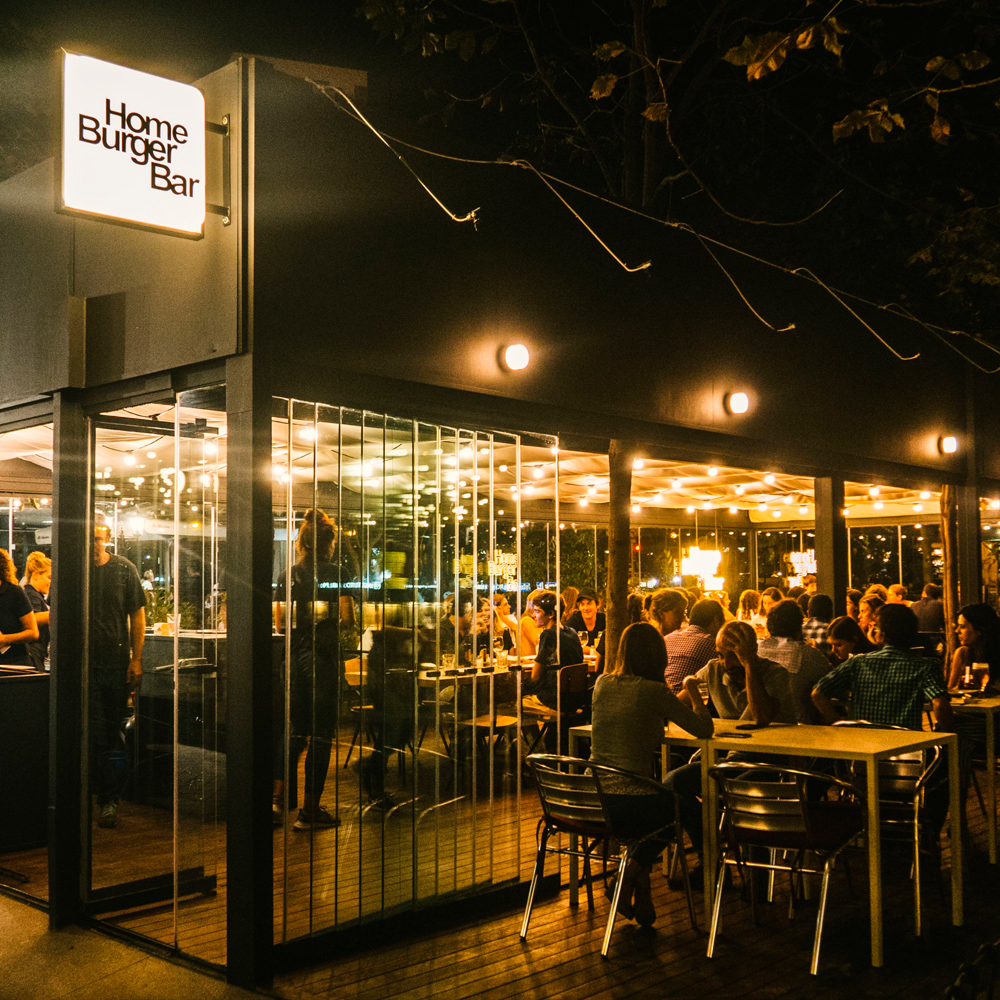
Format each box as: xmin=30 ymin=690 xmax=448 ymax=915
xmin=570 ymin=718 xmax=955 ymax=759
xmin=951 ymin=694 xmax=1000 ymax=713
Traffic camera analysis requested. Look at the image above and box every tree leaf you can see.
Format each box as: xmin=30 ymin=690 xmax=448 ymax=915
xmin=422 ymin=32 xmax=443 ymax=58
xmin=925 ymin=92 xmax=939 ymax=112
xmin=926 ymin=56 xmax=961 ymax=80
xmin=481 ymin=33 xmax=500 ymax=56
xmin=642 ymin=102 xmax=669 ymax=122
xmin=795 ymin=27 xmax=815 ymax=50
xmin=958 ymin=51 xmax=990 ymax=72
xmin=594 ymin=41 xmax=627 ymax=61
xmin=459 ymin=33 xmax=476 ymax=61
xmin=833 ymin=101 xmax=903 ymax=143
xmin=590 ymin=74 xmax=618 ymax=100
xmin=723 ymin=32 xmax=791 ymax=81
xmin=930 ymin=115 xmax=951 ymax=145
xmin=818 ymin=17 xmax=849 ymax=58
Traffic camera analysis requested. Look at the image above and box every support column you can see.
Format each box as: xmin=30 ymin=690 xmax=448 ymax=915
xmin=225 ymin=353 xmax=273 ymax=987
xmin=48 ymin=390 xmax=88 ymax=928
xmin=814 ymin=477 xmax=848 ymax=617
xmin=955 ymin=484 xmax=982 ymax=608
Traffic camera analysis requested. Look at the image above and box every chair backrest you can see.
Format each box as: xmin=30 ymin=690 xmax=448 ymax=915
xmin=528 ymin=754 xmax=607 ymax=832
xmin=558 ymin=662 xmax=589 ymax=694
xmin=712 ymin=766 xmax=808 ymax=841
xmin=833 ymin=720 xmax=939 ymax=798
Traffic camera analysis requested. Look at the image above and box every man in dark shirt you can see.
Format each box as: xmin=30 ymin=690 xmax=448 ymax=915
xmin=564 ymin=586 xmax=606 ymax=645
xmin=90 ymin=522 xmax=146 ymax=829
xmin=910 ymin=583 xmax=945 ymax=633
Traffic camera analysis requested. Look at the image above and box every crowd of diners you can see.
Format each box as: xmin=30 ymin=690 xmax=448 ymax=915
xmin=508 ymin=575 xmax=1000 ymax=929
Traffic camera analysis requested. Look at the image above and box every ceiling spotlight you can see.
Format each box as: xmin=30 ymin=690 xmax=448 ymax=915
xmin=729 ymin=506 xmax=739 ymax=514
xmin=497 ymin=508 xmax=504 ymax=516
xmin=498 ymin=464 xmax=508 ymax=473
xmin=299 ymin=426 xmax=317 ymax=441
xmin=502 ymin=344 xmax=529 ymax=371
xmin=764 ymin=473 xmax=775 ymax=486
xmin=914 ymin=503 xmax=924 ymax=512
xmin=146 ymin=450 xmax=157 ymax=459
xmin=124 ymin=454 xmax=136 ymax=466
xmin=631 ymin=504 xmax=640 ymax=514
xmin=578 ymin=498 xmax=589 ymax=508
xmin=686 ymin=506 xmax=696 ymax=514
xmin=919 ymin=490 xmax=931 ymax=500
xmin=798 ymin=505 xmax=809 ymax=515
xmin=842 ymin=507 xmax=850 ymax=516
xmin=940 ymin=435 xmax=958 ymax=454
xmin=532 ymin=467 xmax=543 ymax=480
xmin=735 ymin=484 xmax=745 ymax=496
xmin=587 ymin=484 xmax=597 ymax=496
xmin=725 ymin=391 xmax=750 ymax=415
xmin=874 ymin=501 xmax=884 ymax=510
xmin=633 ymin=458 xmax=644 ymax=470
xmin=707 ymin=466 xmax=718 ymax=477
xmin=523 ymin=485 xmax=535 ymax=496
xmin=869 ymin=486 xmax=880 ymax=498
xmin=771 ymin=509 xmax=781 ymax=518
xmin=758 ymin=503 xmax=768 ymax=512
xmin=782 ymin=496 xmax=793 ymax=505
xmin=702 ymin=501 xmax=712 ymax=510
xmin=991 ymin=500 xmax=1000 ymax=510
xmin=671 ymin=478 xmax=682 ymax=490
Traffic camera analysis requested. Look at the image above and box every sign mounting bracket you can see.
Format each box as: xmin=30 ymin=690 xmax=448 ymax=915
xmin=205 ymin=115 xmax=231 ymax=225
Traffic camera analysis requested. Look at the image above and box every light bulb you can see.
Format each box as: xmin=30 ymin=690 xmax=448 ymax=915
xmin=708 ymin=466 xmax=718 ymax=477
xmin=502 ymin=344 xmax=529 ymax=371
xmin=764 ymin=474 xmax=775 ymax=486
xmin=725 ymin=391 xmax=749 ymax=415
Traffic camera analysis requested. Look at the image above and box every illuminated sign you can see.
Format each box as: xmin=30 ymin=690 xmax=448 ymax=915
xmin=60 ymin=52 xmax=206 ymax=237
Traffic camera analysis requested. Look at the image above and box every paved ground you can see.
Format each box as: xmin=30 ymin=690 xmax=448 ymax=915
xmin=0 ymin=895 xmax=257 ymax=1000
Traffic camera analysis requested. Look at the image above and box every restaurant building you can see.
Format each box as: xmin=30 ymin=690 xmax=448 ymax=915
xmin=1 ymin=52 xmax=999 ymax=987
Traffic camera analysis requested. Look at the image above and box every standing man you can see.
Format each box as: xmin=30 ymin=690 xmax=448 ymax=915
xmin=90 ymin=521 xmax=146 ymax=829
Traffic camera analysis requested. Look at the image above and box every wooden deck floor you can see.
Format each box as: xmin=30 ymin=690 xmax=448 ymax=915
xmin=271 ymin=798 xmax=1000 ymax=1000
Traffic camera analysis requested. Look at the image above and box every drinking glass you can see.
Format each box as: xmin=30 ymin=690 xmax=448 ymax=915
xmin=577 ymin=630 xmax=589 ymax=649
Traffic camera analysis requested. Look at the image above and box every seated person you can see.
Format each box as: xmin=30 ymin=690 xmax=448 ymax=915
xmin=911 ymin=583 xmax=945 ymax=633
xmin=887 ymin=584 xmax=910 ymax=606
xmin=811 ymin=604 xmax=954 ymax=851
xmin=663 ymin=598 xmax=726 ymax=692
xmin=591 ymin=622 xmax=713 ymax=926
xmin=523 ymin=591 xmax=584 ymax=710
xmin=827 ymin=615 xmax=876 ymax=666
xmin=812 ymin=604 xmax=952 ymax=731
xmin=802 ymin=593 xmax=834 ymax=649
xmin=663 ymin=621 xmax=794 ymax=883
xmin=759 ymin=587 xmax=784 ymax=621
xmin=564 ymin=586 xmax=606 ymax=645
xmin=846 ymin=588 xmax=863 ymax=622
xmin=858 ymin=595 xmax=884 ymax=644
xmin=947 ymin=603 xmax=1000 ymax=690
xmin=758 ymin=599 xmax=833 ymax=724
xmin=519 ymin=589 xmax=544 ymax=657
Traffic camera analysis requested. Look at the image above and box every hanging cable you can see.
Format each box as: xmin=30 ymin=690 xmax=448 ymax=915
xmin=510 ymin=160 xmax=651 ymax=273
xmin=676 ymin=223 xmax=795 ymax=332
xmin=305 ymin=79 xmax=996 ymax=367
xmin=791 ymin=267 xmax=920 ymax=361
xmin=308 ymin=80 xmax=480 ymax=227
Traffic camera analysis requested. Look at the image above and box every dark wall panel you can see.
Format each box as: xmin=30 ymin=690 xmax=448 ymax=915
xmin=251 ymin=63 xmax=973 ymax=481
xmin=0 ymin=161 xmax=73 ymax=404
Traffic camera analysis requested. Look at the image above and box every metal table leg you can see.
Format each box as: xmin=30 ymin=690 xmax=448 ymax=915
xmin=866 ymin=755 xmax=884 ymax=967
xmin=702 ymin=742 xmax=717 ymax=919
xmin=987 ymin=711 xmax=997 ymax=865
xmin=948 ymin=734 xmax=964 ymax=927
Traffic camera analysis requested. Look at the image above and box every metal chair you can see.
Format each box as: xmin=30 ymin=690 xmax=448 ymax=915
xmin=707 ymin=761 xmax=866 ymax=976
xmin=833 ymin=719 xmax=942 ymax=936
xmin=522 ymin=753 xmax=696 ymax=957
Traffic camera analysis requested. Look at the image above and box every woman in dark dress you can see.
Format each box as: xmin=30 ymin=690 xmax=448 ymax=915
xmin=0 ymin=548 xmax=38 ymax=667
xmin=273 ymin=509 xmax=341 ymax=830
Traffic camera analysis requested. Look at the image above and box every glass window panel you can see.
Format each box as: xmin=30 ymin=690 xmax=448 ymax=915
xmin=901 ymin=522 xmax=943 ymax=599
xmin=850 ymin=526 xmax=900 ymax=590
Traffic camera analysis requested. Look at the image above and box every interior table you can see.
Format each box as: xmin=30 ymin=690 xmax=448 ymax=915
xmin=569 ymin=719 xmax=962 ymax=968
xmin=952 ymin=693 xmax=1000 ymax=863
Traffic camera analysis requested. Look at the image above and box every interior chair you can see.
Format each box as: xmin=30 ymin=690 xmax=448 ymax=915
xmin=522 ymin=753 xmax=697 ymax=958
xmin=707 ymin=761 xmax=866 ymax=975
xmin=521 ymin=663 xmax=589 ymax=755
xmin=833 ymin=719 xmax=943 ymax=936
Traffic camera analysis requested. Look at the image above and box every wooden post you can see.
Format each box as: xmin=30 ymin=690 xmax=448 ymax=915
xmin=606 ymin=440 xmax=634 ymax=672
xmin=941 ymin=484 xmax=959 ymax=666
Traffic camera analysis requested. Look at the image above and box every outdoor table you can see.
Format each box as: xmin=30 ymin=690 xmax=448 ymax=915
xmin=568 ymin=719 xmax=962 ymax=968
xmin=951 ymin=693 xmax=1000 ymax=863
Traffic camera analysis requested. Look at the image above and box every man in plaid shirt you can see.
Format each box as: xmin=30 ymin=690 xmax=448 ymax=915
xmin=801 ymin=594 xmax=833 ymax=649
xmin=811 ymin=603 xmax=953 ymax=731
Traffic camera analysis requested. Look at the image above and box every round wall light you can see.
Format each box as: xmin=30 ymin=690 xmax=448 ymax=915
xmin=501 ymin=344 xmax=530 ymax=371
xmin=939 ymin=435 xmax=959 ymax=454
xmin=725 ymin=391 xmax=750 ymax=415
